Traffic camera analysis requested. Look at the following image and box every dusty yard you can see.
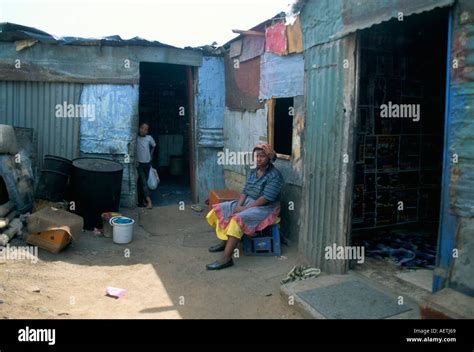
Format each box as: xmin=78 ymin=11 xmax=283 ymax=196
xmin=0 ymin=205 xmax=302 ymax=319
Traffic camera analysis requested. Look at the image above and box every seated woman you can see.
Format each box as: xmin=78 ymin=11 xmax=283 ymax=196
xmin=206 ymin=143 xmax=284 ymax=270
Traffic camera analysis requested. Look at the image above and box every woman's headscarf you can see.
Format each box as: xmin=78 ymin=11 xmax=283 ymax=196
xmin=253 ymin=143 xmax=277 ymax=163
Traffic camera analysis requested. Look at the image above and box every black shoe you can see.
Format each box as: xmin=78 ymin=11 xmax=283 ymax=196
xmin=206 ymin=259 xmax=234 ymax=270
xmin=208 ymin=242 xmax=226 ymax=253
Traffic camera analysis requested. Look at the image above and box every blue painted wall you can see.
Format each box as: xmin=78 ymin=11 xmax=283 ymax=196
xmin=80 ymin=84 xmax=139 ymax=155
xmin=79 ymin=84 xmax=139 ymax=207
xmin=195 ymin=56 xmax=226 ymax=203
xmin=436 ymin=0 xmax=474 ymax=296
xmin=259 ymin=52 xmax=304 ymax=100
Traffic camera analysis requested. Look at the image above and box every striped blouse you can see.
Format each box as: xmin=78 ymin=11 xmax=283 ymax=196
xmin=243 ymin=165 xmax=284 ymax=202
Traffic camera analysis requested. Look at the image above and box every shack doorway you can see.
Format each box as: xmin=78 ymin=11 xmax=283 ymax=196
xmin=139 ymin=62 xmax=193 ymax=206
xmin=350 ymin=8 xmax=450 ymax=290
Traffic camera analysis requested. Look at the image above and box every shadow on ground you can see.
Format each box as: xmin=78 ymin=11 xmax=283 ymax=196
xmin=0 ymin=205 xmax=302 ymax=319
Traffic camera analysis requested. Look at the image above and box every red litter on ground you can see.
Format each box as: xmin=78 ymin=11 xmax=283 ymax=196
xmin=105 ymin=287 xmax=126 ymax=299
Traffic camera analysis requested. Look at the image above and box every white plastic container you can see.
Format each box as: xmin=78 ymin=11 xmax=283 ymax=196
xmin=110 ymin=216 xmax=135 ymax=244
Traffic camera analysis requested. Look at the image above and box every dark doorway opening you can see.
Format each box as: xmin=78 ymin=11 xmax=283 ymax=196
xmin=0 ymin=176 xmax=9 ymax=205
xmin=139 ymin=62 xmax=192 ymax=206
xmin=273 ymin=97 xmax=294 ymax=157
xmin=351 ymin=8 xmax=449 ymax=285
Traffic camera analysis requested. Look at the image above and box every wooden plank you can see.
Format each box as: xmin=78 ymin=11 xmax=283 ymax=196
xmin=0 ymin=62 xmax=136 ymax=84
xmin=0 ymin=218 xmax=22 ymax=246
xmin=276 ymin=153 xmax=291 ymax=160
xmin=0 ymin=201 xmax=14 ymax=218
xmin=232 ymin=30 xmax=265 ymax=36
xmin=287 ymin=17 xmax=304 ymax=54
xmin=267 ymin=98 xmax=275 ymax=147
xmin=0 ymin=210 xmax=18 ymax=229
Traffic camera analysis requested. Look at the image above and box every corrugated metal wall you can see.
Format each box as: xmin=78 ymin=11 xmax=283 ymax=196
xmin=0 ymin=81 xmax=82 ymax=168
xmin=301 ymin=0 xmax=454 ymax=49
xmin=300 ymin=37 xmax=356 ymax=274
xmin=223 ymin=107 xmax=268 ymax=177
xmin=301 ymin=0 xmax=473 ymax=294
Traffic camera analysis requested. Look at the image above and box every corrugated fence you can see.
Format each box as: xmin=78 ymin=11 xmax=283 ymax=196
xmin=0 ymin=81 xmax=82 ymax=168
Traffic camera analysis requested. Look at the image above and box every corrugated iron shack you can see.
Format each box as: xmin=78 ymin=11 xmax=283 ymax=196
xmin=297 ymin=0 xmax=473 ymax=298
xmin=0 ymin=23 xmax=228 ymax=207
xmin=222 ymin=14 xmax=305 ymax=240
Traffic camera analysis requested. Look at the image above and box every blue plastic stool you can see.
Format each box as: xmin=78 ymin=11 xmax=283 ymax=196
xmin=242 ymin=224 xmax=281 ymax=256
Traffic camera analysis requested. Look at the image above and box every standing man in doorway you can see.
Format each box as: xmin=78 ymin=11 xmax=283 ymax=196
xmin=136 ymin=122 xmax=156 ymax=209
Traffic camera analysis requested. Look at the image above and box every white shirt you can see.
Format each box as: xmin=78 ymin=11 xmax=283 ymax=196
xmin=136 ymin=135 xmax=156 ymax=163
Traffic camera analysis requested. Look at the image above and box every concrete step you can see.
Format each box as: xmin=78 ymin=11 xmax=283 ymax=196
xmin=280 ymin=272 xmax=421 ymax=319
xmin=420 ymin=288 xmax=474 ymax=319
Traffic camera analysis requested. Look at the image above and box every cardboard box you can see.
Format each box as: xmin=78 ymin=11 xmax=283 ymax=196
xmin=27 ymin=229 xmax=71 ymax=254
xmin=208 ymin=189 xmax=240 ymax=211
xmin=27 ymin=206 xmax=83 ymax=244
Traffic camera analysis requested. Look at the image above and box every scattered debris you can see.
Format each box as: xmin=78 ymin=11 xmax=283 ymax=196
xmin=0 ymin=124 xmax=19 ymax=155
xmin=33 ymin=199 xmax=68 ymax=212
xmin=19 ymin=212 xmax=30 ymax=223
xmin=93 ymin=227 xmax=103 ymax=237
xmin=37 ymin=307 xmax=49 ymax=314
xmin=0 ymin=218 xmax=23 ymax=246
xmin=0 ymin=201 xmax=14 ymax=218
xmin=27 ymin=206 xmax=83 ymax=254
xmin=106 ymin=287 xmax=126 ymax=299
xmin=355 ymin=231 xmax=437 ymax=269
xmin=0 ymin=126 xmax=35 ymax=213
xmin=191 ymin=204 xmax=204 ymax=213
xmin=281 ymin=265 xmax=321 ymax=285
xmin=27 ymin=229 xmax=71 ymax=254
xmin=280 ymin=233 xmax=292 ymax=246
xmin=101 ymin=212 xmax=121 ymax=238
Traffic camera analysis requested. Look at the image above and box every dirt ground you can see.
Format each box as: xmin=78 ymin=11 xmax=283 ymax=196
xmin=0 ymin=205 xmax=303 ymax=319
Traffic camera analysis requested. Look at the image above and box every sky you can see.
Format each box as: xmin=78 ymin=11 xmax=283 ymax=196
xmin=0 ymin=0 xmax=294 ymax=48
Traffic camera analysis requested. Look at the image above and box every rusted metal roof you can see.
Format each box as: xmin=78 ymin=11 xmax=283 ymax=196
xmin=0 ymin=22 xmax=175 ymax=48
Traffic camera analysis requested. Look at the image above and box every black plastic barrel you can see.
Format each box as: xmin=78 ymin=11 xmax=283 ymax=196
xmin=34 ymin=155 xmax=73 ymax=202
xmin=69 ymin=157 xmax=123 ymax=230
xmin=35 ymin=170 xmax=69 ymax=202
xmin=43 ymin=155 xmax=73 ymax=175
